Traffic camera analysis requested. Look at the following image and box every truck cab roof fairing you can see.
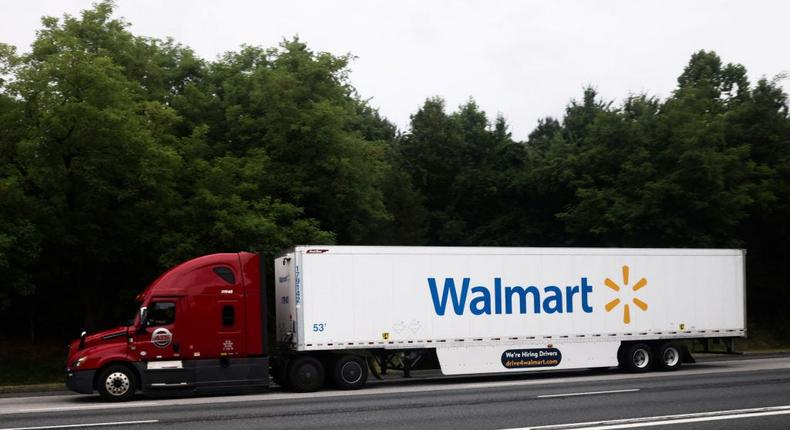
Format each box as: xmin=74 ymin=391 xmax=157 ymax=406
xmin=136 ymin=253 xmax=254 ymax=302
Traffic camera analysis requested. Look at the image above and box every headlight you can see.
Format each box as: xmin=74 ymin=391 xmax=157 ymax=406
xmin=71 ymin=357 xmax=87 ymax=368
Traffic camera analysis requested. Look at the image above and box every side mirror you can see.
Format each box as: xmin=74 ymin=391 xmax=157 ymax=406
xmin=137 ymin=307 xmax=148 ymax=333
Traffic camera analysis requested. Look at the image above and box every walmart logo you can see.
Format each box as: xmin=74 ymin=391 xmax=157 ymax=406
xmin=427 ymin=265 xmax=650 ymax=322
xmin=428 ymin=277 xmax=594 ymax=316
xmin=604 ymin=265 xmax=648 ymax=324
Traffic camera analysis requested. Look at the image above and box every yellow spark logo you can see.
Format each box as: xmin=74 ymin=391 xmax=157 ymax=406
xmin=604 ymin=265 xmax=648 ymax=324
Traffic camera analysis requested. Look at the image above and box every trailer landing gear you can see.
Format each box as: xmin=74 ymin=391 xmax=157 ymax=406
xmin=374 ymin=350 xmax=430 ymax=378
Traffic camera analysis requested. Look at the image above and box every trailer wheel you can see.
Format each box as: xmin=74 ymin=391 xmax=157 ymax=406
xmin=331 ymin=355 xmax=368 ymax=390
xmin=655 ymin=342 xmax=682 ymax=371
xmin=97 ymin=364 xmax=137 ymax=402
xmin=622 ymin=343 xmax=653 ymax=372
xmin=287 ymin=356 xmax=325 ymax=392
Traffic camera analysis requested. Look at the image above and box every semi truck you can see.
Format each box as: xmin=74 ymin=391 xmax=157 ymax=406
xmin=66 ymin=246 xmax=746 ymax=401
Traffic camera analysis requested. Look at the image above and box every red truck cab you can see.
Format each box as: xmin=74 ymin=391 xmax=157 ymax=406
xmin=65 ymin=252 xmax=269 ymax=401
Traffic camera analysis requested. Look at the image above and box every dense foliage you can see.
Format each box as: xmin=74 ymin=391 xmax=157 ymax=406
xmin=1 ymin=3 xmax=788 ymax=342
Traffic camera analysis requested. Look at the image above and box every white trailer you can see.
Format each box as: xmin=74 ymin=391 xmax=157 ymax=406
xmin=273 ymin=246 xmax=745 ymax=390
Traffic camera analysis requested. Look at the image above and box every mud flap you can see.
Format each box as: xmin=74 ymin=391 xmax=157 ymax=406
xmin=681 ymin=345 xmax=696 ymax=363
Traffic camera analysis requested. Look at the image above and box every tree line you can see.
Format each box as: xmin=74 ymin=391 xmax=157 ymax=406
xmin=1 ymin=2 xmax=788 ymax=343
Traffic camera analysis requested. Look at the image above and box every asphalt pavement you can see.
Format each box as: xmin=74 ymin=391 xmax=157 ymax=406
xmin=1 ymin=354 xmax=790 ymax=429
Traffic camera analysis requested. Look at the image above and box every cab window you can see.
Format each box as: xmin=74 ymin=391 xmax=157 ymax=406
xmin=222 ymin=305 xmax=235 ymax=327
xmin=213 ymin=267 xmax=236 ymax=285
xmin=146 ymin=301 xmax=176 ymax=326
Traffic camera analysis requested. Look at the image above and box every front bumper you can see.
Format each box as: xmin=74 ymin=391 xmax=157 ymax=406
xmin=65 ymin=369 xmax=96 ymax=394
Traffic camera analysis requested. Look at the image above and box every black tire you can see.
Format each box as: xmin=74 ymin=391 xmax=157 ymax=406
xmin=97 ymin=364 xmax=137 ymax=402
xmin=621 ymin=343 xmax=653 ymax=372
xmin=287 ymin=356 xmax=325 ymax=392
xmin=655 ymin=342 xmax=683 ymax=371
xmin=331 ymin=355 xmax=368 ymax=390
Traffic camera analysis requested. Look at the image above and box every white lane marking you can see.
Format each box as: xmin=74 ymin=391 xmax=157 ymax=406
xmin=503 ymin=404 xmax=790 ymax=429
xmin=2 ymin=356 xmax=789 ymax=416
xmin=0 ymin=420 xmax=158 ymax=430
xmin=537 ymin=389 xmax=639 ymax=398
xmin=18 ymin=402 xmax=160 ymax=413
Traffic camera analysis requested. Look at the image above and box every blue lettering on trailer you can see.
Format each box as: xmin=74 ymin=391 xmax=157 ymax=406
xmin=428 ymin=277 xmax=593 ymax=316
xmin=295 ymin=265 xmax=302 ymax=305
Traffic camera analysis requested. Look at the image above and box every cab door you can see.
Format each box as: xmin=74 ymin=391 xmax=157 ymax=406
xmin=133 ymin=297 xmax=192 ymax=387
xmin=216 ymin=299 xmax=245 ymax=357
xmin=191 ymin=266 xmax=252 ymax=390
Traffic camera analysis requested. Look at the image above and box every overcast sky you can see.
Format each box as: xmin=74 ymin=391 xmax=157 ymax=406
xmin=1 ymin=0 xmax=788 ymax=139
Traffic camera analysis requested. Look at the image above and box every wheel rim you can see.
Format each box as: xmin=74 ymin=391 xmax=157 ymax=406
xmin=341 ymin=361 xmax=363 ymax=384
xmin=633 ymin=348 xmax=649 ymax=368
xmin=663 ymin=347 xmax=679 ymax=367
xmin=105 ymin=372 xmax=130 ymax=396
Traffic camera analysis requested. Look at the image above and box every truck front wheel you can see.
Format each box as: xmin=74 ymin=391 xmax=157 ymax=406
xmin=331 ymin=355 xmax=368 ymax=390
xmin=97 ymin=364 xmax=137 ymax=401
xmin=287 ymin=356 xmax=325 ymax=392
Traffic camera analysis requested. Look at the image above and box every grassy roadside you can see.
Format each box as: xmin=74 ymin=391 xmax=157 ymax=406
xmin=0 ymin=383 xmax=64 ymax=395
xmin=0 ymin=342 xmax=65 ymax=392
xmin=731 ymin=322 xmax=790 ymax=352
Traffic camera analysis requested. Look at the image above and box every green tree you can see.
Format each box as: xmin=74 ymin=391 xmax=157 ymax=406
xmin=206 ymin=41 xmax=392 ymax=244
xmin=399 ymin=98 xmax=525 ymax=245
xmin=0 ymin=49 xmax=43 ymax=335
xmin=2 ymin=7 xmax=184 ymax=330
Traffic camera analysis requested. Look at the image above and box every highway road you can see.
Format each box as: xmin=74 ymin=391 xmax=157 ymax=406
xmin=1 ymin=354 xmax=789 ymax=429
